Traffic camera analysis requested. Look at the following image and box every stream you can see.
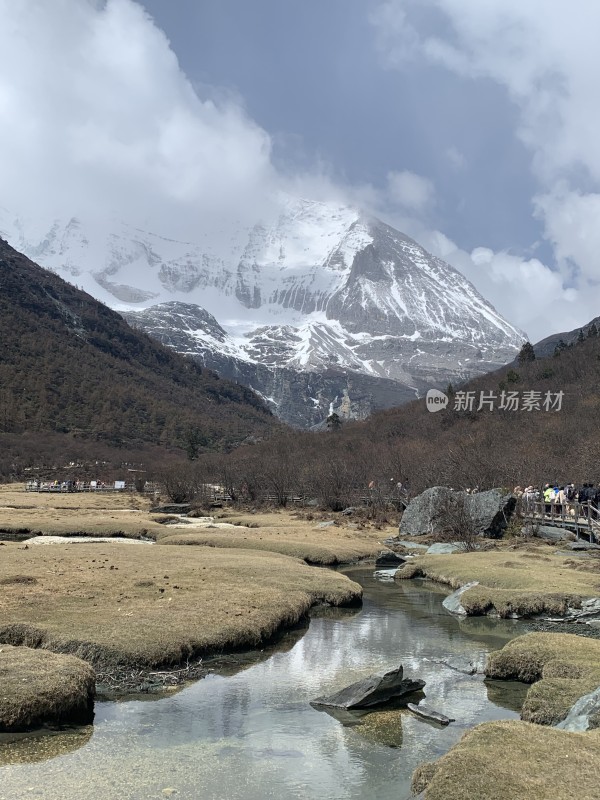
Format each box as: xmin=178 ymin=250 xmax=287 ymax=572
xmin=0 ymin=568 xmax=528 ymax=800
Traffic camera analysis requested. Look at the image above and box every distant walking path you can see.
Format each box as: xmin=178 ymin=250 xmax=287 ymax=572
xmin=25 ymin=480 xmax=144 ymax=493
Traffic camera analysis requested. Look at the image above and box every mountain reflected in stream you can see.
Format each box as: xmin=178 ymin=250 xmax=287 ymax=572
xmin=0 ymin=569 xmax=526 ymax=800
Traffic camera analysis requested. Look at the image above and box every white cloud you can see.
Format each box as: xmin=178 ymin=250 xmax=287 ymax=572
xmin=0 ymin=0 xmax=277 ymax=236
xmin=395 ymin=0 xmax=600 ymax=187
xmin=2 ymin=0 xmax=593 ymax=343
xmin=370 ymin=0 xmax=600 ymax=339
xmin=421 ymin=231 xmax=591 ymax=342
xmin=386 ymin=170 xmax=435 ymax=212
xmin=535 ymin=188 xmax=600 ymax=283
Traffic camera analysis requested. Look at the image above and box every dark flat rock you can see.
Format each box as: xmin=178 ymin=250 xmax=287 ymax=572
xmin=568 ymin=540 xmax=600 ymax=551
xmin=407 ymin=702 xmax=454 ymax=725
xmin=311 ymin=665 xmax=425 ymax=710
xmin=375 ymin=550 xmax=405 ymax=567
xmin=532 ymin=525 xmax=574 ymax=543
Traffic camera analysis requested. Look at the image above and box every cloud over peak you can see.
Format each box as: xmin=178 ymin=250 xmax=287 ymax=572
xmin=370 ymin=0 xmax=600 ymax=338
xmin=0 ymin=0 xmax=275 ymax=233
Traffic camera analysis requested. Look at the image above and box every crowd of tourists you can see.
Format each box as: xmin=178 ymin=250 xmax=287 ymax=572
xmin=514 ymin=483 xmax=600 ymax=516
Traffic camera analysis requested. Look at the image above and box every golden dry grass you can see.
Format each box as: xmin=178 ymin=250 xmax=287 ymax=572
xmin=156 ymin=520 xmax=384 ymax=565
xmin=396 ymin=550 xmax=600 ymax=617
xmin=155 ymin=507 xmax=388 ymax=564
xmin=413 ymin=720 xmax=600 ymax=800
xmin=0 ymin=484 xmax=152 ymax=510
xmin=0 ymin=488 xmax=390 ymax=565
xmin=0 ymin=644 xmax=95 ymax=731
xmin=0 ymin=484 xmax=160 ymax=539
xmin=486 ymin=632 xmax=600 ymax=725
xmin=0 ymin=542 xmax=361 ymax=670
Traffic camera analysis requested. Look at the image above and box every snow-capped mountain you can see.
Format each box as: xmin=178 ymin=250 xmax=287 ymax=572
xmin=122 ymin=301 xmax=423 ymax=427
xmin=0 ymin=198 xmax=525 ymax=426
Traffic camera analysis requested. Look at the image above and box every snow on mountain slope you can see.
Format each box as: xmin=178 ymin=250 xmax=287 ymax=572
xmin=123 ymin=302 xmax=427 ymax=428
xmin=0 ymin=197 xmax=525 ymax=423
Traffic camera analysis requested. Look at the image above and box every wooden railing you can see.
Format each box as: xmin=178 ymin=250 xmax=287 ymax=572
xmin=522 ymin=499 xmax=600 ymax=542
xmin=24 ymin=482 xmax=157 ymax=493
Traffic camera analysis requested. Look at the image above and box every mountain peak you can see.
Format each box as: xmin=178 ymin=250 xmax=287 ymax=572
xmin=0 ymin=198 xmax=524 ymax=426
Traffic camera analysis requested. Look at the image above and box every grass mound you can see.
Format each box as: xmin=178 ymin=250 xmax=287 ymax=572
xmin=156 ymin=530 xmax=380 ymax=565
xmin=412 ymin=720 xmax=600 ymax=800
xmin=156 ymin=510 xmax=385 ymax=565
xmin=0 ymin=485 xmax=163 ymax=540
xmin=395 ymin=550 xmax=599 ymax=618
xmin=0 ymin=543 xmax=361 ymax=671
xmin=486 ymin=632 xmax=600 ymax=724
xmin=0 ymin=645 xmax=95 ymax=732
xmin=157 ymin=531 xmax=345 ymax=564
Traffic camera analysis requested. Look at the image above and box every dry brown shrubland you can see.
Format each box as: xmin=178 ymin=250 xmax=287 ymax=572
xmin=153 ymin=334 xmax=600 ymax=508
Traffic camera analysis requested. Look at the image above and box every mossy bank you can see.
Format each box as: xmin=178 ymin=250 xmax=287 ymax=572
xmin=396 ymin=549 xmax=600 ymax=618
xmin=0 ymin=645 xmax=94 ymax=732
xmin=0 ymin=543 xmax=361 ymax=672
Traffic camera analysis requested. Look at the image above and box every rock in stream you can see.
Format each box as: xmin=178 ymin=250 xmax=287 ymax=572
xmin=311 ymin=665 xmax=425 ymax=710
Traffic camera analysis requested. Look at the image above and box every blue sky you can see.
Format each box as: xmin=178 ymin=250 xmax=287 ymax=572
xmin=1 ymin=0 xmax=599 ymax=340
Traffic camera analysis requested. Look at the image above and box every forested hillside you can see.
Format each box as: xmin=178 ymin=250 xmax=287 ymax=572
xmin=185 ymin=332 xmax=600 ymax=507
xmin=0 ymin=238 xmax=276 ymax=471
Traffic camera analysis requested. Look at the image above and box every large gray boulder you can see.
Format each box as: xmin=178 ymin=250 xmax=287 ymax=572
xmin=399 ymin=487 xmax=516 ymax=538
xmin=399 ymin=487 xmax=454 ymax=537
xmin=467 ymin=490 xmax=516 ymax=536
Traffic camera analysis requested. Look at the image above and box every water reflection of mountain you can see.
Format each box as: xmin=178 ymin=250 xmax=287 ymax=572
xmin=0 ymin=569 xmax=526 ymax=800
xmin=168 ymin=570 xmax=523 ymax=747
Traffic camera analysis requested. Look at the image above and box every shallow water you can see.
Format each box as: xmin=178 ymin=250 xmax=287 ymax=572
xmin=0 ymin=569 xmax=527 ymax=800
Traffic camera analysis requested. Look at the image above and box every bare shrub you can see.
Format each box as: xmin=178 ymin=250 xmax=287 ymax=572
xmin=308 ymin=453 xmax=365 ymax=512
xmin=431 ymin=493 xmax=480 ymax=551
xmin=158 ymin=463 xmax=203 ymax=503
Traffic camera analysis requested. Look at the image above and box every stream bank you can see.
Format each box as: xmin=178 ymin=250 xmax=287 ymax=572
xmin=0 ymin=568 xmax=527 ymax=800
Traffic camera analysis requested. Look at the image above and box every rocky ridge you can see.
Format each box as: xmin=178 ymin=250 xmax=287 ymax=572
xmin=0 ymin=198 xmax=525 ymax=426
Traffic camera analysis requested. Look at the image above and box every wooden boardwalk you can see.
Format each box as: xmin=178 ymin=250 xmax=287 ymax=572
xmin=522 ymin=500 xmax=600 ymax=543
xmin=24 ymin=481 xmax=155 ymax=494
